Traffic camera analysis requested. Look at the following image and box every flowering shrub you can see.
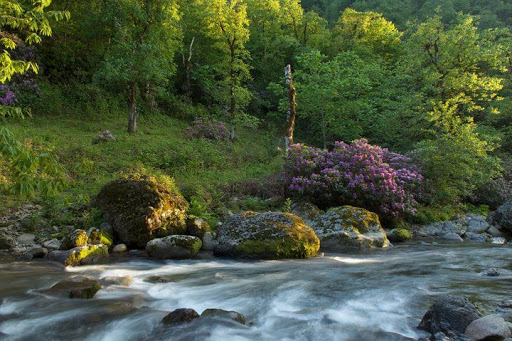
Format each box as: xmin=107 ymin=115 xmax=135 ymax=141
xmin=186 ymin=117 xmax=229 ymax=141
xmin=0 ymin=85 xmax=18 ymax=106
xmin=284 ymin=139 xmax=425 ymax=217
xmin=94 ymin=130 xmax=116 ymax=143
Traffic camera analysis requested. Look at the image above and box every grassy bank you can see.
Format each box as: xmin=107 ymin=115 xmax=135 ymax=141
xmin=1 ymin=109 xmax=284 ymax=221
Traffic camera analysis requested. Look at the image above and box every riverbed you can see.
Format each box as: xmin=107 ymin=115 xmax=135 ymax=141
xmin=0 ymin=243 xmax=510 ymax=341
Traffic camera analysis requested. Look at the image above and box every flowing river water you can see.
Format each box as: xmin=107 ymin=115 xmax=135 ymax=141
xmin=0 ymin=243 xmax=510 ymax=341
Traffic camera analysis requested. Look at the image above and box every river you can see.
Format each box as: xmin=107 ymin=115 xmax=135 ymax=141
xmin=0 ymin=243 xmax=510 ymax=341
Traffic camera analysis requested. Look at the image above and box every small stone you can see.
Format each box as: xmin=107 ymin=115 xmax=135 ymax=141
xmin=465 ymin=314 xmax=512 ymax=341
xmin=162 ymin=308 xmax=199 ymax=324
xmin=464 ymin=232 xmax=488 ymax=242
xmin=186 ymin=216 xmax=211 ymax=239
xmin=201 ymin=232 xmax=216 ymax=251
xmin=200 ymin=309 xmax=246 ymax=325
xmin=100 ymin=276 xmax=132 ymax=286
xmin=88 ymin=228 xmax=113 ymax=247
xmin=487 ymin=226 xmax=503 ymax=237
xmin=491 ymin=237 xmax=506 ymax=244
xmin=17 ymin=233 xmax=35 ymax=245
xmin=43 ymin=239 xmax=61 ymax=250
xmin=40 ymin=276 xmax=101 ymax=299
xmin=146 ymin=235 xmax=202 ymax=260
xmin=26 ymin=246 xmax=48 ymax=258
xmin=442 ymin=233 xmax=464 ymax=242
xmin=112 ymin=244 xmax=127 ymax=253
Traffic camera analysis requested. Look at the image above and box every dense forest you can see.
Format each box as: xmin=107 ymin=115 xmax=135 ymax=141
xmin=1 ymin=0 xmax=512 ymax=225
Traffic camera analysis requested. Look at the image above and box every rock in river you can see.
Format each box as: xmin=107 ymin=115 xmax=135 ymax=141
xmin=465 ymin=314 xmax=511 ymax=341
xmin=213 ymin=211 xmax=320 ymax=259
xmin=146 ymin=235 xmax=202 ymax=259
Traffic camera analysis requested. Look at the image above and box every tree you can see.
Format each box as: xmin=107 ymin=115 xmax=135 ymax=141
xmin=95 ymin=0 xmax=181 ymax=133
xmin=200 ymin=0 xmax=251 ymax=141
xmin=0 ymin=0 xmax=68 ymax=197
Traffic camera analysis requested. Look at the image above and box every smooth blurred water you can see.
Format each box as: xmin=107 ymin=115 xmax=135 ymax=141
xmin=0 ymin=243 xmax=510 ymax=341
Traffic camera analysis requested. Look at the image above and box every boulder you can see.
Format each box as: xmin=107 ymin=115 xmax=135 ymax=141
xmin=17 ymin=233 xmax=35 ymax=245
xmin=0 ymin=233 xmax=14 ymax=250
xmin=162 ymin=308 xmax=200 ymax=324
xmin=48 ymin=244 xmax=109 ymax=266
xmin=146 ymin=235 xmax=202 ymax=259
xmin=95 ymin=176 xmax=188 ymax=248
xmin=201 ymin=232 xmax=216 ymax=251
xmin=40 ymin=276 xmax=101 ymax=299
xmin=418 ymin=295 xmax=482 ymax=336
xmin=443 ymin=233 xmax=464 ymax=242
xmin=387 ymin=229 xmax=412 ymax=243
xmin=489 ymin=200 xmax=512 ymax=233
xmin=464 ymin=233 xmax=488 ymax=243
xmin=311 ymin=206 xmax=390 ymax=250
xmin=492 ymin=237 xmax=507 ymax=245
xmin=488 ymin=226 xmax=504 ymax=237
xmin=87 ymin=228 xmax=113 ymax=247
xmin=186 ymin=216 xmax=211 ymax=239
xmin=465 ymin=216 xmax=490 ymax=234
xmin=60 ymin=229 xmax=88 ymax=250
xmin=415 ymin=221 xmax=465 ymax=238
xmin=25 ymin=246 xmax=48 ymax=258
xmin=213 ymin=212 xmax=320 ymax=259
xmin=465 ymin=314 xmax=511 ymax=341
xmin=201 ymin=309 xmax=246 ymax=325
xmin=99 ymin=222 xmax=113 ymax=235
xmin=43 ymin=238 xmax=61 ymax=250
xmin=291 ymin=202 xmax=323 ymax=226
xmin=112 ymin=244 xmax=128 ymax=253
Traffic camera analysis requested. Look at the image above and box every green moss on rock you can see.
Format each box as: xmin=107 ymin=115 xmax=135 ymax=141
xmin=60 ymin=229 xmax=88 ymax=250
xmin=88 ymin=229 xmax=113 ymax=247
xmin=214 ymin=212 xmax=320 ymax=259
xmin=387 ymin=228 xmax=412 ymax=243
xmin=95 ymin=174 xmax=188 ymax=248
xmin=65 ymin=244 xmax=109 ymax=266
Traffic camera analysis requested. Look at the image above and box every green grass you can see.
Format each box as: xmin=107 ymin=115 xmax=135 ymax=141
xmin=2 ymin=109 xmax=283 ymax=218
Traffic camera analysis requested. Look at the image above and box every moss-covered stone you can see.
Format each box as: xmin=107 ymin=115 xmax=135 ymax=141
xmin=0 ymin=234 xmax=13 ymax=250
xmin=387 ymin=228 xmax=412 ymax=243
xmin=214 ymin=211 xmax=320 ymax=259
xmin=186 ymin=216 xmax=211 ymax=239
xmin=40 ymin=276 xmax=102 ymax=299
xmin=60 ymin=229 xmax=88 ymax=250
xmin=88 ymin=228 xmax=113 ymax=247
xmin=95 ymin=174 xmax=188 ymax=248
xmin=312 ymin=206 xmax=390 ymax=251
xmin=146 ymin=235 xmax=202 ymax=259
xmin=64 ymin=244 xmax=109 ymax=266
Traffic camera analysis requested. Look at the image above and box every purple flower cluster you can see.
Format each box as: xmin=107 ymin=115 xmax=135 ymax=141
xmin=97 ymin=130 xmax=115 ymax=142
xmin=0 ymin=85 xmax=18 ymax=106
xmin=284 ymin=139 xmax=425 ymax=217
xmin=186 ymin=117 xmax=228 ymax=141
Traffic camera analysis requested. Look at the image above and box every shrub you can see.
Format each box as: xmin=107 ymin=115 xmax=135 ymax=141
xmin=470 ymin=176 xmax=512 ymax=210
xmin=283 ymin=139 xmax=425 ymax=217
xmin=186 ymin=117 xmax=229 ymax=141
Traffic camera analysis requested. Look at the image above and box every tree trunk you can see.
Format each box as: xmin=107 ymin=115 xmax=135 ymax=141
xmin=182 ymin=37 xmax=195 ymax=100
xmin=128 ymin=82 xmax=137 ymax=134
xmin=284 ymin=64 xmax=297 ymax=151
xmin=229 ymin=45 xmax=236 ymax=141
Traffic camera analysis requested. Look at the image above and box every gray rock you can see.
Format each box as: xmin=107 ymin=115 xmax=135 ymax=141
xmin=40 ymin=276 xmax=101 ymax=299
xmin=492 ymin=237 xmax=507 ymax=245
xmin=47 ymin=244 xmax=109 ymax=266
xmin=100 ymin=276 xmax=133 ymax=286
xmin=418 ymin=295 xmax=482 ymax=336
xmin=0 ymin=234 xmax=14 ymax=250
xmin=464 ymin=232 xmax=487 ymax=242
xmin=415 ymin=221 xmax=465 ymax=238
xmin=213 ymin=212 xmax=320 ymax=259
xmin=112 ymin=244 xmax=127 ymax=253
xmin=466 ymin=216 xmax=490 ymax=234
xmin=291 ymin=202 xmax=323 ymax=226
xmin=146 ymin=235 xmax=202 ymax=260
xmin=489 ymin=200 xmax=512 ymax=233
xmin=43 ymin=239 xmax=61 ymax=250
xmin=201 ymin=232 xmax=216 ymax=251
xmin=311 ymin=206 xmax=390 ymax=251
xmin=432 ymin=332 xmax=450 ymax=341
xmin=99 ymin=222 xmax=113 ymax=235
xmin=488 ymin=226 xmax=504 ymax=237
xmin=479 ymin=268 xmax=512 ymax=277
xmin=201 ymin=308 xmax=246 ymax=325
xmin=162 ymin=308 xmax=199 ymax=324
xmin=443 ymin=233 xmax=464 ymax=242
xmin=26 ymin=246 xmax=48 ymax=258
xmin=17 ymin=233 xmax=35 ymax=245
xmin=465 ymin=314 xmax=511 ymax=341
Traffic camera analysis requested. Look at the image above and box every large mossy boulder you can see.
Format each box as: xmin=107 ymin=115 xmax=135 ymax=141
xmin=48 ymin=244 xmax=109 ymax=266
xmin=95 ymin=175 xmax=188 ymax=248
xmin=145 ymin=235 xmax=202 ymax=259
xmin=40 ymin=276 xmax=102 ymax=299
xmin=489 ymin=199 xmax=512 ymax=233
xmin=311 ymin=206 xmax=390 ymax=251
xmin=214 ymin=212 xmax=320 ymax=259
xmin=60 ymin=229 xmax=88 ymax=250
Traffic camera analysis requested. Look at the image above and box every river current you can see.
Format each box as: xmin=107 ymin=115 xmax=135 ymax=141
xmin=0 ymin=243 xmax=510 ymax=341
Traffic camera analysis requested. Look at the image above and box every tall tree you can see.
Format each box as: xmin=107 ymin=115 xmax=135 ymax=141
xmin=200 ymin=0 xmax=251 ymax=141
xmin=95 ymin=0 xmax=181 ymax=133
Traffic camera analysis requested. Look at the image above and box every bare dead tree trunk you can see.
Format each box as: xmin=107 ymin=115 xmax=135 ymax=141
xmin=182 ymin=37 xmax=195 ymax=100
xmin=284 ymin=65 xmax=297 ymax=151
xmin=229 ymin=44 xmax=236 ymax=141
xmin=128 ymin=82 xmax=137 ymax=134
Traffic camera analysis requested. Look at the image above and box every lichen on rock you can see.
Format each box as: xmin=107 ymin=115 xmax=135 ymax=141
xmin=214 ymin=211 xmax=320 ymax=259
